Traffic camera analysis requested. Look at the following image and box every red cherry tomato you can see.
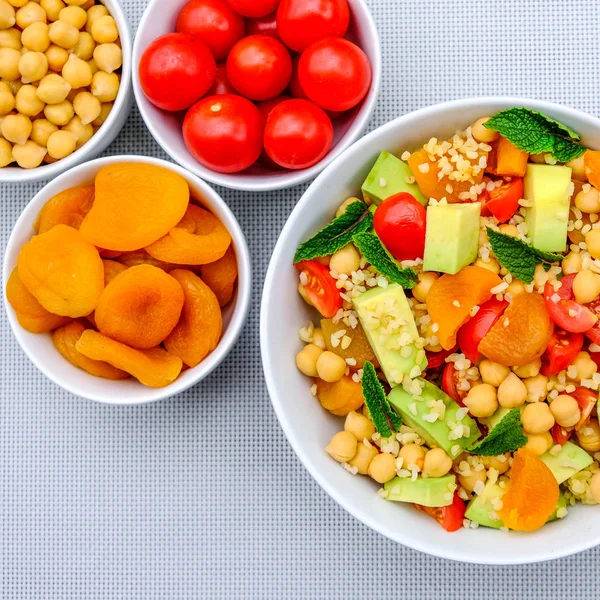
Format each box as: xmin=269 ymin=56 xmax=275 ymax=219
xmin=569 ymin=387 xmax=598 ymax=430
xmin=264 ymin=99 xmax=333 ymax=169
xmin=484 ymin=177 xmax=523 ymax=223
xmin=584 ymin=298 xmax=600 ymax=344
xmin=226 ymin=34 xmax=292 ymax=101
xmin=206 ymin=63 xmax=238 ymax=95
xmin=139 ymin=33 xmax=216 ymax=111
xmin=415 ymin=492 xmax=466 ymax=533
xmin=276 ymin=0 xmax=349 ymax=52
xmin=247 ymin=10 xmax=280 ymax=40
xmin=373 ymin=193 xmax=426 ymax=262
xmin=457 ymin=298 xmax=509 ymax=363
xmin=298 ymin=38 xmax=371 ymax=112
xmin=295 ymin=260 xmax=342 ymax=318
xmin=176 ymin=0 xmax=245 ymax=60
xmin=227 ymin=0 xmax=280 ymax=18
xmin=540 ymin=329 xmax=584 ymax=377
xmin=543 ymin=274 xmax=598 ymax=333
xmin=441 ymin=363 xmax=466 ymax=407
xmin=256 ymin=95 xmax=290 ymax=169
xmin=551 ymin=422 xmax=573 ymax=446
xmin=425 ymin=345 xmax=458 ymax=371
xmin=183 ymin=94 xmax=263 ymax=173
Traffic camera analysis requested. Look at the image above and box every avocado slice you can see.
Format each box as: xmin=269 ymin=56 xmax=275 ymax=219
xmin=387 ymin=379 xmax=481 ymax=458
xmin=539 ymin=441 xmax=593 ymax=484
xmin=353 ymin=284 xmax=427 ymax=386
xmin=361 ymin=151 xmax=427 ymax=206
xmin=524 ymin=164 xmax=573 ymax=252
xmin=384 ymin=474 xmax=456 ymax=507
xmin=423 ymin=203 xmax=481 ymax=275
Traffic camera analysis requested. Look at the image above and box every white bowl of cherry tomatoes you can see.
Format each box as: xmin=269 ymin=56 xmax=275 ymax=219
xmin=132 ymin=0 xmax=381 ymax=191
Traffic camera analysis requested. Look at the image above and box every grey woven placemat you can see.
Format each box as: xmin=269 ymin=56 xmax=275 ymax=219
xmin=3 ymin=1 xmax=600 ymax=598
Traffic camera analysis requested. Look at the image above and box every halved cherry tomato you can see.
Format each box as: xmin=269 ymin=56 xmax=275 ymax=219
xmin=456 ymin=297 xmax=508 ymax=363
xmin=569 ymin=387 xmax=598 ymax=430
xmin=543 ymin=274 xmax=598 ymax=333
xmin=540 ymin=329 xmax=584 ymax=376
xmin=425 ymin=345 xmax=458 ymax=370
xmin=295 ymin=260 xmax=342 ymax=318
xmin=551 ymin=422 xmax=573 ymax=446
xmin=584 ymin=298 xmax=600 ymax=344
xmin=442 ymin=363 xmax=466 ymax=407
xmin=483 ymin=177 xmax=523 ymax=223
xmin=415 ymin=492 xmax=466 ymax=532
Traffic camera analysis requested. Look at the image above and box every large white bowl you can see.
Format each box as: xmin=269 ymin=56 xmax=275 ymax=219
xmin=132 ymin=0 xmax=381 ymax=192
xmin=0 ymin=0 xmax=133 ymax=184
xmin=4 ymin=156 xmax=252 ymax=405
xmin=261 ymin=97 xmax=600 ymax=564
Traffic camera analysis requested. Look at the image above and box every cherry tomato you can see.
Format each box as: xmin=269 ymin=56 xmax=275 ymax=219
xmin=139 ymin=33 xmax=216 ymax=111
xmin=183 ymin=94 xmax=264 ymax=173
xmin=298 ymin=38 xmax=371 ymax=112
xmin=264 ymin=99 xmax=333 ymax=169
xmin=226 ymin=34 xmax=292 ymax=101
xmin=247 ymin=10 xmax=280 ymax=40
xmin=373 ymin=193 xmax=426 ymax=262
xmin=295 ymin=260 xmax=342 ymax=318
xmin=227 ymin=0 xmax=280 ymax=18
xmin=441 ymin=363 xmax=466 ymax=407
xmin=415 ymin=492 xmax=466 ymax=532
xmin=484 ymin=177 xmax=523 ymax=223
xmin=569 ymin=387 xmax=598 ymax=430
xmin=425 ymin=345 xmax=458 ymax=370
xmin=540 ymin=329 xmax=584 ymax=376
xmin=176 ymin=0 xmax=245 ymax=60
xmin=206 ymin=63 xmax=238 ymax=95
xmin=584 ymin=298 xmax=600 ymax=344
xmin=456 ymin=298 xmax=509 ymax=363
xmin=276 ymin=0 xmax=349 ymax=52
xmin=543 ymin=274 xmax=598 ymax=333
xmin=551 ymin=422 xmax=573 ymax=446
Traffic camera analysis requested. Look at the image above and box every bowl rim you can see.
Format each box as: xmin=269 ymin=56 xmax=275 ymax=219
xmin=0 ymin=0 xmax=134 ymax=185
xmin=3 ymin=154 xmax=252 ymax=405
xmin=131 ymin=0 xmax=382 ymax=192
xmin=260 ymin=96 xmax=600 ymax=564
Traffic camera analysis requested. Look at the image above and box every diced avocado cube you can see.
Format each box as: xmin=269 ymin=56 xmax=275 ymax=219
xmin=539 ymin=441 xmax=593 ymax=484
xmin=465 ymin=482 xmax=505 ymax=529
xmin=361 ymin=151 xmax=428 ymax=206
xmin=387 ymin=378 xmax=481 ymax=458
xmin=524 ymin=164 xmax=573 ymax=252
xmin=423 ymin=202 xmax=481 ymax=274
xmin=353 ymin=284 xmax=427 ymax=386
xmin=384 ymin=474 xmax=456 ymax=507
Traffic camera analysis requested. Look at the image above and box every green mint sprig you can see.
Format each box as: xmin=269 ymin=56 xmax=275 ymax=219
xmin=294 ymin=201 xmax=373 ymax=263
xmin=361 ymin=361 xmax=402 ymax=438
xmin=469 ymin=408 xmax=528 ymax=456
xmin=486 ymin=227 xmax=563 ymax=284
xmin=484 ymin=107 xmax=586 ymax=163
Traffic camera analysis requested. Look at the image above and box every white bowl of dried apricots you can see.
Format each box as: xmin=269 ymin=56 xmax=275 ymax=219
xmin=3 ymin=156 xmax=251 ymax=404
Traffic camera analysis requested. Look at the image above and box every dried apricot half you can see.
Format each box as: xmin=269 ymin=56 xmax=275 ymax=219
xmin=95 ymin=265 xmax=184 ymax=349
xmin=34 ymin=185 xmax=95 ymax=234
xmin=316 ymin=376 xmax=365 ymax=416
xmin=17 ymin=225 xmax=104 ymax=318
xmin=200 ymin=246 xmax=238 ymax=306
xmin=79 ymin=163 xmax=190 ymax=251
xmin=164 ymin=269 xmax=222 ymax=367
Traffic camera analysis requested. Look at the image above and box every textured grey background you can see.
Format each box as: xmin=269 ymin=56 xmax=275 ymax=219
xmin=2 ymin=0 xmax=600 ymax=598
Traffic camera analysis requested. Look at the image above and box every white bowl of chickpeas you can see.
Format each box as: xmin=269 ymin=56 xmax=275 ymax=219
xmin=0 ymin=0 xmax=132 ymax=183
xmin=261 ymin=98 xmax=600 ymax=564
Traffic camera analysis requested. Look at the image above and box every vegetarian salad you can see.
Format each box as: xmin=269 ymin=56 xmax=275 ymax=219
xmin=294 ymin=107 xmax=600 ymax=532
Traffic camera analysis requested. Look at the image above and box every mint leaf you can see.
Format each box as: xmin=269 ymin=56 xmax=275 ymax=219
xmin=469 ymin=408 xmax=527 ymax=456
xmin=294 ymin=201 xmax=373 ymax=263
xmin=484 ymin=107 xmax=586 ymax=162
xmin=353 ymin=232 xmax=418 ymax=289
xmin=361 ymin=361 xmax=401 ymax=437
xmin=486 ymin=227 xmax=563 ymax=284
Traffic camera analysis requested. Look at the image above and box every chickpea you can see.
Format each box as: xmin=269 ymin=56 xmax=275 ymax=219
xmin=0 ymin=137 xmax=13 ymax=166
xmin=368 ymin=452 xmax=396 ymax=483
xmin=90 ymin=14 xmax=117 ymax=43
xmin=590 ymin=471 xmax=600 ymax=504
xmin=91 ymin=99 xmax=110 ymax=126
xmin=524 ymin=374 xmax=548 ymax=403
xmin=30 ymin=116 xmax=56 ymax=145
xmin=45 ymin=43 xmax=68 ymax=71
xmin=15 ymin=83 xmax=44 ymax=115
xmin=398 ymin=443 xmax=425 ymax=471
xmin=505 ymin=280 xmax=526 ymax=297
xmin=86 ymin=56 xmax=98 ymax=74
xmin=16 ymin=2 xmax=47 ymax=28
xmin=344 ymin=410 xmax=375 ymax=442
xmin=62 ymin=114 xmax=91 ymax=147
xmin=562 ymin=251 xmax=583 ymax=275
xmin=73 ymin=30 xmax=94 ymax=60
xmin=6 ymin=0 xmax=28 ymax=7
xmin=512 ymin=359 xmax=541 ymax=379
xmin=549 ymin=394 xmax=580 ymax=428
xmin=46 ymin=128 xmax=75 ymax=158
xmin=521 ymin=402 xmax=555 ymax=434
xmin=335 ymin=196 xmax=361 ymax=218
xmin=1 ymin=77 xmax=21 ymax=95
xmin=58 ymin=5 xmax=86 ymax=29
xmin=474 ymin=257 xmax=500 ymax=275
xmin=464 ymin=383 xmax=498 ymax=417
xmin=316 ymin=351 xmax=346 ymax=383
xmin=329 ymin=244 xmax=360 ymax=275
xmin=326 ymin=431 xmax=357 ymax=463
xmin=348 ymin=442 xmax=378 ymax=474
xmin=43 ymin=98 xmax=72 ymax=125
xmin=62 ymin=53 xmax=92 ymax=89
xmin=1 ymin=111 xmax=30 ymax=143
xmin=63 ymin=0 xmax=88 ymax=6
xmin=571 ymin=351 xmax=598 ymax=381
xmin=48 ymin=19 xmax=78 ymax=48
xmin=0 ymin=0 xmax=16 ymax=28
xmin=573 ymin=269 xmax=600 ymax=305
xmin=458 ymin=469 xmax=487 ymax=494
xmin=499 ymin=223 xmax=519 ymax=237
xmin=576 ymin=419 xmax=600 ymax=452
xmin=471 ymin=117 xmax=499 ymax=143
xmin=12 ymin=139 xmax=46 ymax=168
xmin=40 ymin=0 xmax=65 ymax=21
xmin=92 ymin=42 xmax=121 ymax=74
xmin=479 ymin=359 xmax=510 ymax=387
xmin=411 ymin=272 xmax=438 ymax=304
xmin=311 ymin=327 xmax=326 ymax=350
xmin=35 ymin=72 xmax=69 ymax=104
xmin=422 ymin=447 xmax=453 ymax=478
xmin=567 ymin=154 xmax=587 ymax=181
xmin=0 ymin=47 xmax=21 ymax=80
xmin=575 ymin=187 xmax=600 ymax=214
xmin=18 ymin=50 xmax=47 ymax=82
xmin=585 ymin=229 xmax=600 ymax=260
xmin=71 ymin=89 xmax=98 ymax=124
xmin=481 ymin=453 xmax=510 ymax=474
xmin=534 ymin=263 xmax=556 ymax=288
xmin=21 ymin=21 xmax=49 ymax=52
xmin=497 ymin=372 xmax=528 ymax=408
xmin=90 ymin=70 xmax=118 ymax=102
xmin=0 ymin=80 xmax=14 ymax=114
xmin=524 ymin=432 xmax=553 ymax=456
xmin=84 ymin=3 xmax=106 ymax=32
xmin=0 ymin=28 xmax=21 ymax=50
xmin=295 ymin=343 xmax=323 ymax=377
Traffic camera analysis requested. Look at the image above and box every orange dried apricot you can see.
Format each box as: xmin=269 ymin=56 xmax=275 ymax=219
xmin=584 ymin=150 xmax=600 ymax=189
xmin=145 ymin=204 xmax=231 ymax=265
xmin=6 ymin=268 xmax=70 ymax=333
xmin=79 ymin=163 xmax=190 ymax=251
xmin=117 ymin=249 xmax=175 ymax=272
xmin=75 ymin=330 xmax=183 ymax=388
xmin=102 ymin=259 xmax=127 ymax=285
xmin=52 ymin=320 xmax=129 ymax=380
xmin=95 ymin=265 xmax=184 ymax=349
xmin=200 ymin=246 xmax=238 ymax=306
xmin=164 ymin=269 xmax=222 ymax=367
xmin=18 ymin=225 xmax=104 ymax=318
xmin=34 ymin=185 xmax=95 ymax=234
xmin=315 ymin=376 xmax=365 ymax=416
